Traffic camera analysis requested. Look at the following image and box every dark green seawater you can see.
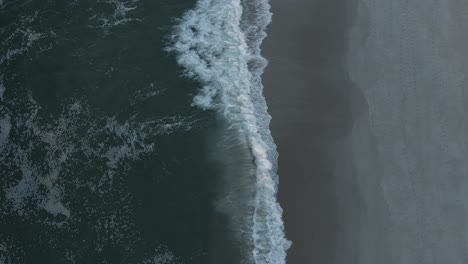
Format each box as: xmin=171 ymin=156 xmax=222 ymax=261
xmin=0 ymin=1 xmax=239 ymax=263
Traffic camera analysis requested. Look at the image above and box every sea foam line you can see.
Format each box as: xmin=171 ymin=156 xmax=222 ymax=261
xmin=167 ymin=0 xmax=291 ymax=263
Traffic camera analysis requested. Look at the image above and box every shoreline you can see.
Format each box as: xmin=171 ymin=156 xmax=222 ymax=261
xmin=261 ymin=0 xmax=363 ymax=263
xmin=168 ymin=0 xmax=291 ymax=262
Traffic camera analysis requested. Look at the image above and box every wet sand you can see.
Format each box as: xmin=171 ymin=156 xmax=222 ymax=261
xmin=261 ymin=0 xmax=363 ymax=263
xmin=263 ymin=0 xmax=468 ymax=263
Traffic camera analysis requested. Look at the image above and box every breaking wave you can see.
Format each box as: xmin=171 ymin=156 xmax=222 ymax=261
xmin=167 ymin=0 xmax=291 ymax=263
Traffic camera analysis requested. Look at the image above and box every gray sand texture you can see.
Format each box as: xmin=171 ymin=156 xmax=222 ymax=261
xmin=263 ymin=0 xmax=468 ymax=263
xmin=345 ymin=0 xmax=468 ymax=263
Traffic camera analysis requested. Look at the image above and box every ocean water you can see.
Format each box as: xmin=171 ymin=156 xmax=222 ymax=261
xmin=0 ymin=0 xmax=289 ymax=263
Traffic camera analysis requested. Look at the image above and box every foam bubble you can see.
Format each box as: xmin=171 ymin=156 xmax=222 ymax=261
xmin=0 ymin=11 xmax=47 ymax=65
xmin=6 ymin=163 xmax=40 ymax=216
xmin=43 ymin=197 xmax=70 ymax=218
xmin=1 ymin=89 xmax=196 ymax=221
xmin=0 ymin=80 xmax=5 ymax=99
xmin=168 ymin=0 xmax=291 ymax=262
xmin=133 ymin=83 xmax=166 ymax=101
xmin=142 ymin=245 xmax=182 ymax=264
xmin=0 ymin=114 xmax=11 ymax=147
xmin=88 ymin=0 xmax=141 ymax=32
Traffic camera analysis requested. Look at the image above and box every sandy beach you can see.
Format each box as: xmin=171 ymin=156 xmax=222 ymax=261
xmin=263 ymin=0 xmax=468 ymax=263
xmin=262 ymin=0 xmax=364 ymax=263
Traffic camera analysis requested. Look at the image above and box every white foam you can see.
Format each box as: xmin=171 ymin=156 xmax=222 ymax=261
xmin=0 ymin=114 xmax=11 ymax=147
xmin=1 ymin=90 xmax=196 ymax=221
xmin=3 ymin=95 xmax=74 ymax=218
xmin=43 ymin=196 xmax=71 ymax=218
xmin=133 ymin=83 xmax=166 ymax=101
xmin=168 ymin=0 xmax=291 ymax=262
xmin=91 ymin=208 xmax=140 ymax=253
xmin=143 ymin=245 xmax=181 ymax=264
xmin=0 ymin=241 xmax=8 ymax=264
xmin=6 ymin=163 xmax=40 ymax=216
xmin=0 ymin=11 xmax=46 ymax=65
xmin=89 ymin=0 xmax=141 ymax=31
xmin=0 ymin=80 xmax=5 ymax=99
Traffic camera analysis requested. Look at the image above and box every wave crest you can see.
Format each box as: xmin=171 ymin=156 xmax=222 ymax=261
xmin=167 ymin=0 xmax=291 ymax=263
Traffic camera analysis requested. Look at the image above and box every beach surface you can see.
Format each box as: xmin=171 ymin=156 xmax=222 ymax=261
xmin=263 ymin=0 xmax=468 ymax=263
xmin=344 ymin=1 xmax=468 ymax=263
xmin=262 ymin=0 xmax=364 ymax=263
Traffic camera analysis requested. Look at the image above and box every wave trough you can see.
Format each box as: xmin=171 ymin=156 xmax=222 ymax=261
xmin=168 ymin=0 xmax=291 ymax=263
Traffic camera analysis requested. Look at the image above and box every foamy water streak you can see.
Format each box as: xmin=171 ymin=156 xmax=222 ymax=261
xmin=168 ymin=0 xmax=291 ymax=262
